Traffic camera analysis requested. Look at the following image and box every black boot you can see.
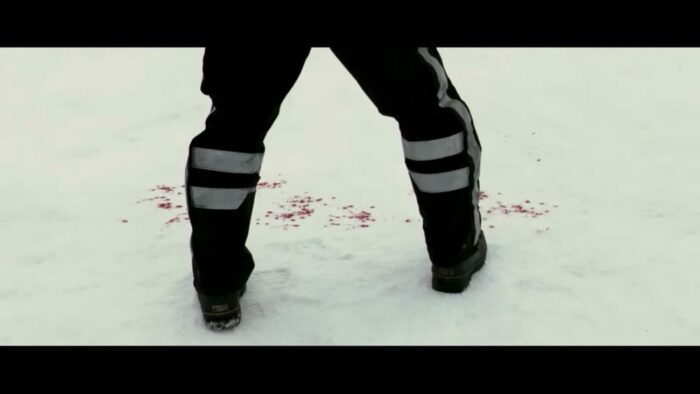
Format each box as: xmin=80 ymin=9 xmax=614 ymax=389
xmin=431 ymin=231 xmax=487 ymax=293
xmin=197 ymin=285 xmax=247 ymax=331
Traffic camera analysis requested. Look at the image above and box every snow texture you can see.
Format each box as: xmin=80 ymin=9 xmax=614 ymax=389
xmin=1 ymin=48 xmax=699 ymax=345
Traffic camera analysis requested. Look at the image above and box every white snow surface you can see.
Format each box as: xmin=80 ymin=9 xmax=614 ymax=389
xmin=1 ymin=48 xmax=699 ymax=345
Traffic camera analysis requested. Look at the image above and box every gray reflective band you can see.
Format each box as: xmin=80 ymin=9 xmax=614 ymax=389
xmin=409 ymin=168 xmax=470 ymax=193
xmin=402 ymin=132 xmax=464 ymax=161
xmin=190 ymin=186 xmax=255 ymax=210
xmin=417 ymin=48 xmax=482 ymax=245
xmin=192 ymin=148 xmax=264 ymax=174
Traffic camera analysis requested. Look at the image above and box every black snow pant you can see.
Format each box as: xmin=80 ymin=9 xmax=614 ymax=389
xmin=186 ymin=47 xmax=483 ymax=295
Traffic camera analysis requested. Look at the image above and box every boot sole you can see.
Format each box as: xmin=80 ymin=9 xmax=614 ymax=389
xmin=431 ymin=233 xmax=487 ymax=294
xmin=200 ymin=284 xmax=247 ymax=330
xmin=431 ymin=256 xmax=486 ymax=293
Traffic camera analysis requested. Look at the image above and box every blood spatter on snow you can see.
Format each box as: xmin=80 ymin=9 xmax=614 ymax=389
xmin=164 ymin=213 xmax=190 ymax=226
xmin=151 ymin=185 xmax=177 ymax=194
xmin=257 ymin=180 xmax=287 ymax=189
xmin=136 ymin=196 xmax=169 ymax=204
xmin=480 ymin=192 xmax=556 ymax=221
xmin=137 ymin=184 xmax=189 ymax=227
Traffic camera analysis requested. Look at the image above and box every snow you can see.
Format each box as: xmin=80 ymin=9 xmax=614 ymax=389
xmin=1 ymin=48 xmax=699 ymax=345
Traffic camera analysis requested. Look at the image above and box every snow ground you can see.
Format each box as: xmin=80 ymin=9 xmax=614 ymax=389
xmin=1 ymin=48 xmax=699 ymax=345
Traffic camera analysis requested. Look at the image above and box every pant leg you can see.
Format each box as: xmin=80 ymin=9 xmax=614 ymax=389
xmin=331 ymin=47 xmax=483 ymax=266
xmin=187 ymin=46 xmax=311 ymax=295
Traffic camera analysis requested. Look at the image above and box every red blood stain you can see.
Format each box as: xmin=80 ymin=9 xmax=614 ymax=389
xmin=136 ymin=196 xmax=169 ymax=204
xmin=351 ymin=211 xmax=372 ymax=223
xmin=165 ymin=217 xmax=180 ymax=225
xmin=175 ymin=205 xmax=183 ymax=208
xmin=158 ymin=202 xmax=173 ymax=210
xmin=257 ymin=180 xmax=286 ymax=189
xmin=154 ymin=185 xmax=177 ymax=193
xmin=484 ymin=197 xmax=552 ymax=219
xmin=479 ymin=192 xmax=489 ymax=200
xmin=360 ymin=224 xmax=369 ymax=228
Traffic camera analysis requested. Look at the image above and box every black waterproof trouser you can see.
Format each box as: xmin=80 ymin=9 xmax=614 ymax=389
xmin=186 ymin=47 xmax=483 ymax=295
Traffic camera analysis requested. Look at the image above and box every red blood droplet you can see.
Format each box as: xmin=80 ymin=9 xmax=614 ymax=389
xmin=165 ymin=216 xmax=181 ymax=225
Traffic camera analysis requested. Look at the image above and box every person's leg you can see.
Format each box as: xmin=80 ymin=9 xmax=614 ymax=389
xmin=187 ymin=46 xmax=311 ymax=314
xmin=331 ymin=47 xmax=485 ymax=291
